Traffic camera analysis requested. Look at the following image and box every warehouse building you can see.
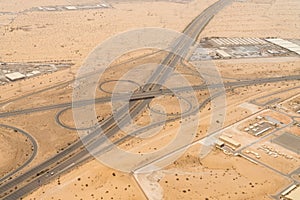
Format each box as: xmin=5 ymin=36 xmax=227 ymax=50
xmin=5 ymin=72 xmax=25 ymax=81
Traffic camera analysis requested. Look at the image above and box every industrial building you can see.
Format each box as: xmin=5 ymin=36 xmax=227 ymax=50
xmin=216 ymin=50 xmax=231 ymax=59
xmin=219 ymin=135 xmax=241 ymax=150
xmin=5 ymin=72 xmax=25 ymax=81
xmin=266 ymin=38 xmax=300 ymax=55
xmin=244 ymin=121 xmax=275 ymax=137
xmin=211 ymin=37 xmax=266 ymax=46
xmin=34 ymin=3 xmax=110 ymax=12
xmin=190 ymin=37 xmax=294 ymax=61
xmin=281 ymin=184 xmax=300 ymax=200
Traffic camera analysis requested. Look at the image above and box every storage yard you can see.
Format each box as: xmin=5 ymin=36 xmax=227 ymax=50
xmin=0 ymin=62 xmax=73 ymax=85
xmin=273 ymin=133 xmax=300 ymax=154
xmin=190 ymin=37 xmax=300 ymax=61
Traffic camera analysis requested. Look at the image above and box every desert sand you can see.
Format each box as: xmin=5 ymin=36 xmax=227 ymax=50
xmin=0 ymin=0 xmax=299 ymax=199
xmin=135 ymin=143 xmax=290 ymax=200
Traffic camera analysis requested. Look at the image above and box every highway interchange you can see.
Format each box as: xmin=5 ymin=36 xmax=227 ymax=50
xmin=0 ymin=0 xmax=299 ymax=199
xmin=2 ymin=74 xmax=299 ymax=199
xmin=0 ymin=0 xmax=233 ymax=198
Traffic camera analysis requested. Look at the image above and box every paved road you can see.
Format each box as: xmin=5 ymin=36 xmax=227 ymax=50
xmin=3 ymin=74 xmax=298 ymax=199
xmin=0 ymin=49 xmax=167 ymax=108
xmin=0 ymin=0 xmax=233 ymax=198
xmin=3 ymin=0 xmax=299 ymax=199
xmin=0 ymin=124 xmax=38 ymax=183
xmin=0 ymin=75 xmax=299 ymax=120
xmin=250 ymin=86 xmax=300 ymax=106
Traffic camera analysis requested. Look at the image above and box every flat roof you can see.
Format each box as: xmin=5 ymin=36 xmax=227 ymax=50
xmin=215 ymin=140 xmax=225 ymax=147
xmin=216 ymin=50 xmax=231 ymax=58
xmin=5 ymin=72 xmax=25 ymax=81
xmin=255 ymin=127 xmax=271 ymax=136
xmin=285 ymin=186 xmax=300 ymax=200
xmin=266 ymin=38 xmax=300 ymax=55
xmin=65 ymin=6 xmax=77 ymax=10
xmin=219 ymin=135 xmax=241 ymax=148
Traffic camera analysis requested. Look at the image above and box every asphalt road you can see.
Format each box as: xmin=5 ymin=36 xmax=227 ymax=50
xmin=0 ymin=124 xmax=38 ymax=183
xmin=1 ymin=75 xmax=299 ymax=120
xmin=2 ymin=0 xmax=299 ymax=199
xmin=3 ymin=76 xmax=298 ymax=200
xmin=0 ymin=0 xmax=233 ymax=198
xmin=1 ymin=77 xmax=299 ymax=199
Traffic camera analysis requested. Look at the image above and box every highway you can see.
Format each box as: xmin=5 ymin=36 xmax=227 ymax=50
xmin=1 ymin=76 xmax=299 ymax=200
xmin=4 ymin=72 xmax=298 ymax=199
xmin=0 ymin=75 xmax=299 ymax=120
xmin=0 ymin=49 xmax=167 ymax=108
xmin=0 ymin=124 xmax=38 ymax=183
xmin=0 ymin=0 xmax=233 ymax=199
xmin=1 ymin=0 xmax=299 ymax=199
